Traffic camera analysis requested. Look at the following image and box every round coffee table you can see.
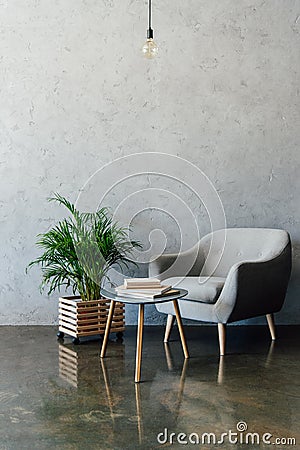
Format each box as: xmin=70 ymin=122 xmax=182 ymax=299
xmin=100 ymin=288 xmax=189 ymax=383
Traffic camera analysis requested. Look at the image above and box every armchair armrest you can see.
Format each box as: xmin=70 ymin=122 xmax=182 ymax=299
xmin=214 ymin=241 xmax=292 ymax=323
xmin=148 ymin=244 xmax=205 ymax=281
xmin=149 ymin=253 xmax=178 ymax=281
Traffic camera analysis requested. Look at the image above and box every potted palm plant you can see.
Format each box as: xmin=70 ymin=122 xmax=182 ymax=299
xmin=28 ymin=193 xmax=141 ymax=344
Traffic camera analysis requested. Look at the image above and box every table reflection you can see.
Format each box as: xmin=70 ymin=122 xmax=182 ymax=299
xmin=57 ymin=339 xmax=277 ymax=445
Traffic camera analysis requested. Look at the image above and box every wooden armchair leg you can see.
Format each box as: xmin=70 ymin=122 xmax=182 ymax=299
xmin=164 ymin=314 xmax=175 ymax=343
xmin=218 ymin=323 xmax=226 ymax=356
xmin=266 ymin=314 xmax=276 ymax=340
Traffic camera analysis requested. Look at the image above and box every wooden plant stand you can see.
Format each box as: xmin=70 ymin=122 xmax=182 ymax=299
xmin=57 ymin=296 xmax=125 ymax=344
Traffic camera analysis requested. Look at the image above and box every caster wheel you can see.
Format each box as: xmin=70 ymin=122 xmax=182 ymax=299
xmin=57 ymin=331 xmax=65 ymax=339
xmin=72 ymin=337 xmax=80 ymax=345
xmin=116 ymin=331 xmax=123 ymax=340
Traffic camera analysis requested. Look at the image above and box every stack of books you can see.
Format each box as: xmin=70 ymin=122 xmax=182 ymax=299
xmin=115 ymin=278 xmax=179 ymax=300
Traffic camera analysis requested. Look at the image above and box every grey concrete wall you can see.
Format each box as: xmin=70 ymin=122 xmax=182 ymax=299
xmin=0 ymin=0 xmax=299 ymax=325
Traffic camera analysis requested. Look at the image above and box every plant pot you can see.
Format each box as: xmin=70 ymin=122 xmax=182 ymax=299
xmin=58 ymin=296 xmax=125 ymax=343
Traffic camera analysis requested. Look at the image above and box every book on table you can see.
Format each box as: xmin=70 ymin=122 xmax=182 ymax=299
xmin=115 ymin=288 xmax=180 ymax=300
xmin=124 ymin=278 xmax=161 ymax=289
xmin=117 ymin=278 xmax=179 ymax=299
xmin=116 ymin=284 xmax=172 ymax=296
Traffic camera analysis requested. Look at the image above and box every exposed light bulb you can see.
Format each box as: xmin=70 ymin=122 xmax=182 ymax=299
xmin=142 ymin=38 xmax=158 ymax=59
xmin=142 ymin=1 xmax=158 ymax=59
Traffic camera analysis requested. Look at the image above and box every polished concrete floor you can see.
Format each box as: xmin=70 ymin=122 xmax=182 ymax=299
xmin=0 ymin=325 xmax=299 ymax=450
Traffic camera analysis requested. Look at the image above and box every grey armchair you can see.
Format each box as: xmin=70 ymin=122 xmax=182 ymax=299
xmin=149 ymin=228 xmax=292 ymax=355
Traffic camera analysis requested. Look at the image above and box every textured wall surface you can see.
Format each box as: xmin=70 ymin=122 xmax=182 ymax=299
xmin=0 ymin=0 xmax=299 ymax=325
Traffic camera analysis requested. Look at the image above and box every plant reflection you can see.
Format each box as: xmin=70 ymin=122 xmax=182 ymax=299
xmin=57 ymin=339 xmax=278 ymax=446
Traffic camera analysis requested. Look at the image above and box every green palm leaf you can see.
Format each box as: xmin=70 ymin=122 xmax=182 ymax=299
xmin=27 ymin=193 xmax=141 ymax=301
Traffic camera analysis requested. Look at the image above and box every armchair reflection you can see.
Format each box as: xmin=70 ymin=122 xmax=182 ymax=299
xmin=58 ymin=340 xmax=277 ymax=445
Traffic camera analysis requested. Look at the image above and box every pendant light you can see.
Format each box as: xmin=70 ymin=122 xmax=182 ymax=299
xmin=142 ymin=0 xmax=158 ymax=59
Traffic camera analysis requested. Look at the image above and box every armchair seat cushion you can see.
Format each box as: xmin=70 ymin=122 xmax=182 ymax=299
xmin=165 ymin=276 xmax=226 ymax=304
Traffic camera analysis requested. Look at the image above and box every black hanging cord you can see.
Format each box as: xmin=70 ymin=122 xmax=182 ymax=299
xmin=147 ymin=0 xmax=153 ymax=39
xmin=149 ymin=0 xmax=152 ymax=29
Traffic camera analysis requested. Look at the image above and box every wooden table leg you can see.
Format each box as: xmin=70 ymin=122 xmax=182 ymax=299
xmin=173 ymin=299 xmax=190 ymax=359
xmin=100 ymin=300 xmax=116 ymax=358
xmin=135 ymin=304 xmax=144 ymax=383
xmin=164 ymin=314 xmax=175 ymax=342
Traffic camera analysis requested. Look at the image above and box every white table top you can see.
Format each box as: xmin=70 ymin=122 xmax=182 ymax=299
xmin=100 ymin=288 xmax=188 ymax=305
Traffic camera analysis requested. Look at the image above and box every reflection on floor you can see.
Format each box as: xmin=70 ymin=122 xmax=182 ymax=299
xmin=0 ymin=325 xmax=299 ymax=449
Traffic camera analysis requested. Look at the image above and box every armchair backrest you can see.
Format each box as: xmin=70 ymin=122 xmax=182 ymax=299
xmin=200 ymin=228 xmax=290 ymax=277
